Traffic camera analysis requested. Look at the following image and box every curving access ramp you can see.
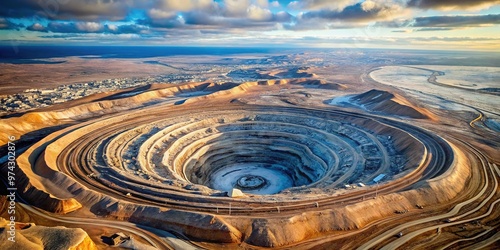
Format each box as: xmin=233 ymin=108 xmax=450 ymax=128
xmin=2 ymin=80 xmax=497 ymax=248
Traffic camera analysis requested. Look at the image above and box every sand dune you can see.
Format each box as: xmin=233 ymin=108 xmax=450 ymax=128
xmin=350 ymin=89 xmax=436 ymax=119
xmin=298 ymin=79 xmax=347 ymax=90
xmin=0 ymin=217 xmax=96 ymax=250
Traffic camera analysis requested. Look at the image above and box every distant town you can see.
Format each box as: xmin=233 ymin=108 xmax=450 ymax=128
xmin=0 ymin=73 xmax=209 ymax=114
xmin=0 ymin=54 xmax=302 ymax=114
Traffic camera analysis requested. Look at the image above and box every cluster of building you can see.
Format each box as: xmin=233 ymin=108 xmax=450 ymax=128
xmin=0 ymin=73 xmax=204 ymax=114
xmin=1 ymin=51 xmax=384 ymax=115
xmin=0 ymin=78 xmax=140 ymax=113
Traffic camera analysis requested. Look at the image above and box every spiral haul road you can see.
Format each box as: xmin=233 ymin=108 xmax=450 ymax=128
xmin=2 ymin=79 xmax=498 ymax=249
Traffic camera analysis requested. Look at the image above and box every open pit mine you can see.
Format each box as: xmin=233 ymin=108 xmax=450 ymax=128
xmin=1 ymin=76 xmax=499 ymax=249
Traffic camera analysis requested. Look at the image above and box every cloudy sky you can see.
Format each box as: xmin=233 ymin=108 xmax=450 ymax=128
xmin=1 ymin=0 xmax=499 ymax=50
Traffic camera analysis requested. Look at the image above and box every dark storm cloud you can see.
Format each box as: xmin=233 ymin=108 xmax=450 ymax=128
xmin=184 ymin=9 xmax=293 ymax=26
xmin=45 ymin=22 xmax=85 ymax=33
xmin=285 ymin=1 xmax=406 ymax=30
xmin=271 ymin=11 xmax=294 ymax=23
xmin=376 ymin=19 xmax=413 ymax=28
xmin=0 ymin=0 xmax=133 ymax=20
xmin=45 ymin=22 xmax=106 ymax=33
xmin=137 ymin=16 xmax=185 ymax=29
xmin=0 ymin=18 xmax=25 ymax=30
xmin=183 ymin=11 xmax=221 ymax=26
xmin=303 ymin=3 xmax=377 ymax=21
xmin=407 ymin=0 xmax=500 ymax=10
xmin=2 ymin=0 xmax=500 ymax=42
xmin=412 ymin=14 xmax=500 ymax=28
xmin=25 ymin=21 xmax=148 ymax=34
xmin=140 ymin=8 xmax=293 ymax=30
xmin=301 ymin=2 xmax=404 ymax=22
xmin=26 ymin=23 xmax=47 ymax=32
xmin=413 ymin=27 xmax=453 ymax=32
xmin=378 ymin=14 xmax=500 ymax=30
xmin=1 ymin=0 xmax=293 ymax=31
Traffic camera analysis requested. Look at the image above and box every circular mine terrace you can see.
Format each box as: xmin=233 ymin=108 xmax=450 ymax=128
xmin=49 ymin=104 xmax=453 ymax=214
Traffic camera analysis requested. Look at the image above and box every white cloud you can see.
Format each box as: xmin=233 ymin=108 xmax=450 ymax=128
xmin=148 ymin=8 xmax=176 ymax=19
xmin=256 ymin=0 xmax=269 ymax=8
xmin=247 ymin=5 xmax=273 ymax=21
xmin=158 ymin=0 xmax=215 ymax=12
xmin=287 ymin=1 xmax=301 ymax=10
xmin=361 ymin=0 xmax=378 ymax=11
xmin=30 ymin=23 xmax=45 ymax=31
xmin=76 ymin=22 xmax=103 ymax=32
xmin=106 ymin=24 xmax=118 ymax=31
xmin=294 ymin=0 xmax=360 ymax=11
xmin=224 ymin=0 xmax=251 ymax=16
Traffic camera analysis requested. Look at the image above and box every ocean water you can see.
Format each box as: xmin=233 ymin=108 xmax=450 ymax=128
xmin=0 ymin=46 xmax=281 ymax=62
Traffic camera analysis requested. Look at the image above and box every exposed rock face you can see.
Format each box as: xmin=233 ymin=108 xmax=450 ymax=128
xmin=350 ymin=89 xmax=433 ymax=119
xmin=246 ymin=219 xmax=279 ymax=247
xmin=299 ymin=79 xmax=347 ymax=90
xmin=239 ymin=143 xmax=471 ymax=247
xmin=0 ymin=218 xmax=97 ymax=250
xmin=128 ymin=209 xmax=242 ymax=243
xmin=0 ymin=163 xmax=82 ymax=214
xmin=0 ymin=80 xmax=475 ymax=248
